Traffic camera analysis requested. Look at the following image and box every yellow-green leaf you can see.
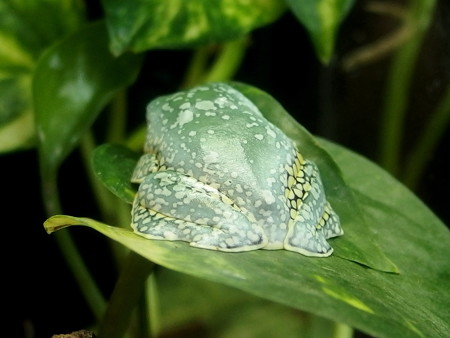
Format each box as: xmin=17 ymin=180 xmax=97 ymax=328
xmin=0 ymin=0 xmax=85 ymax=152
xmin=102 ymin=0 xmax=286 ymax=54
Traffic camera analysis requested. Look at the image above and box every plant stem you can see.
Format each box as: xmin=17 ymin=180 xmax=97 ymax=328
xmin=54 ymin=230 xmax=106 ymax=321
xmin=181 ymin=36 xmax=249 ymax=89
xmin=181 ymin=45 xmax=212 ymax=89
xmin=403 ymin=85 xmax=450 ymax=189
xmin=203 ymin=36 xmax=248 ymax=83
xmin=378 ymin=0 xmax=436 ymax=175
xmin=107 ymin=89 xmax=128 ymax=143
xmin=98 ymin=251 xmax=155 ymax=338
xmin=333 ymin=322 xmax=353 ymax=338
xmin=40 ymin=165 xmax=106 ymax=321
xmin=146 ymin=273 xmax=161 ymax=337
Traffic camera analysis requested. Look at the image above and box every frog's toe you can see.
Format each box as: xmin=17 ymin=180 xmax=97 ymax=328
xmin=317 ymin=202 xmax=344 ymax=239
xmin=190 ymin=228 xmax=267 ymax=252
xmin=284 ymin=222 xmax=333 ymax=257
xmin=286 ymin=236 xmax=333 ymax=257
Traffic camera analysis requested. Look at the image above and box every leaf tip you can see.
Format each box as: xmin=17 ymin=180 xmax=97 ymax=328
xmin=43 ymin=215 xmax=78 ymax=234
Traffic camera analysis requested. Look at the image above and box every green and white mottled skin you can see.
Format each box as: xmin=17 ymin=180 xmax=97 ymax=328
xmin=131 ymin=83 xmax=343 ymax=257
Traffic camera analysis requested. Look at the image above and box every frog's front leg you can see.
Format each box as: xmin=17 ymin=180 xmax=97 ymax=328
xmin=131 ymin=170 xmax=268 ymax=252
xmin=131 ymin=153 xmax=159 ymax=183
xmin=284 ymin=160 xmax=343 ymax=257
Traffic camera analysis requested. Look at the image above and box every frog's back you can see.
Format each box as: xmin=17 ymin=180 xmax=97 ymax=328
xmin=143 ymin=83 xmax=297 ymax=247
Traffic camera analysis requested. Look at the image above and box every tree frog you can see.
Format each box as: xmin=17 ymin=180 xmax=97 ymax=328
xmin=131 ymin=83 xmax=343 ymax=257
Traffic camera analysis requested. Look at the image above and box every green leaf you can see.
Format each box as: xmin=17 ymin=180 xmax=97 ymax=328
xmin=44 ymin=178 xmax=450 ymax=338
xmin=44 ymin=83 xmax=450 ymax=337
xmin=0 ymin=0 xmax=86 ymax=152
xmin=91 ymin=143 xmax=139 ymax=204
xmin=90 ymin=82 xmax=397 ymax=273
xmin=85 ymin=81 xmax=399 ymax=301
xmin=285 ymin=0 xmax=355 ymax=63
xmin=91 ymin=139 xmax=392 ymax=272
xmin=228 ymin=81 xmax=397 ymax=273
xmin=101 ymin=0 xmax=286 ymax=55
xmin=34 ymin=21 xmax=143 ymax=172
xmin=156 ymin=268 xmax=337 ymax=337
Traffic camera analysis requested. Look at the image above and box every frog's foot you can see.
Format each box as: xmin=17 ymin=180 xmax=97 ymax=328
xmin=131 ymin=170 xmax=267 ymax=252
xmin=317 ymin=202 xmax=343 ymax=239
xmin=285 ymin=202 xmax=343 ymax=256
xmin=284 ymin=210 xmax=333 ymax=257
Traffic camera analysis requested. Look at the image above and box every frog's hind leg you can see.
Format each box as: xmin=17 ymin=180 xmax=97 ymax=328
xmin=283 ymin=160 xmax=341 ymax=257
xmin=132 ymin=200 xmax=266 ymax=251
xmin=284 ymin=204 xmax=334 ymax=257
xmin=131 ymin=170 xmax=268 ymax=252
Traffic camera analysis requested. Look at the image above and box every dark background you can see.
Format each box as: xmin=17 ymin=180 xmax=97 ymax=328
xmin=4 ymin=1 xmax=449 ymax=337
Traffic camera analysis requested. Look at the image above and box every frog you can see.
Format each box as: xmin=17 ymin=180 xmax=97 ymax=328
xmin=130 ymin=82 xmax=343 ymax=257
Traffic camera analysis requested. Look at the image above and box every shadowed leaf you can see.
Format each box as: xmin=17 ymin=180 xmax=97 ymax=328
xmin=285 ymin=0 xmax=355 ymax=63
xmin=34 ymin=21 xmax=143 ymax=172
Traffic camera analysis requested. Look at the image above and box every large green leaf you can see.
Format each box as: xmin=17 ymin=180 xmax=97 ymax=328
xmin=285 ymin=0 xmax=355 ymax=63
xmin=155 ymin=268 xmax=337 ymax=337
xmin=0 ymin=0 xmax=85 ymax=152
xmin=34 ymin=21 xmax=143 ymax=172
xmin=101 ymin=0 xmax=286 ymax=55
xmin=229 ymin=81 xmax=397 ymax=272
xmin=89 ymin=132 xmax=393 ymax=272
xmin=44 ymin=83 xmax=450 ymax=337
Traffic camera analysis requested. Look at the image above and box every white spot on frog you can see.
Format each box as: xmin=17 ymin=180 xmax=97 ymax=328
xmin=162 ymin=103 xmax=172 ymax=111
xmin=266 ymin=177 xmax=276 ymax=187
xmin=246 ymin=122 xmax=258 ymax=128
xmin=178 ymin=110 xmax=193 ymax=126
xmin=255 ymin=134 xmax=264 ymax=141
xmin=195 ymin=100 xmax=216 ymax=110
xmin=261 ymin=190 xmax=275 ymax=204
xmin=179 ymin=102 xmax=191 ymax=109
xmin=215 ymin=96 xmax=228 ymax=107
xmin=170 ymin=109 xmax=194 ymax=129
xmin=266 ymin=126 xmax=277 ymax=138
